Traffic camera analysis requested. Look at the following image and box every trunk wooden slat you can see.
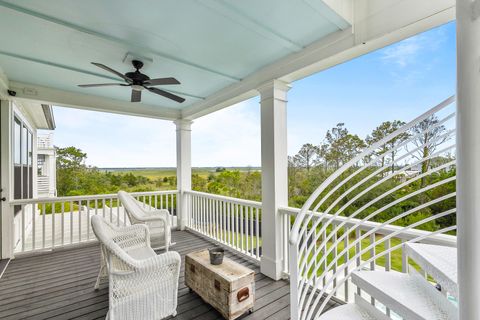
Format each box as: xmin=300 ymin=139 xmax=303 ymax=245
xmin=185 ymin=250 xmax=255 ymax=320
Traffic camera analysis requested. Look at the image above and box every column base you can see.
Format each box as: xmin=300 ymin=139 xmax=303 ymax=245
xmin=260 ymin=255 xmax=283 ymax=280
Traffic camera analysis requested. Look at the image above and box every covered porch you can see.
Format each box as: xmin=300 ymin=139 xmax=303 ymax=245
xmin=0 ymin=0 xmax=479 ymax=319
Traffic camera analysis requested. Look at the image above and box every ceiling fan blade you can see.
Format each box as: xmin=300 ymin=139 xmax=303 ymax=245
xmin=131 ymin=89 xmax=142 ymax=103
xmin=78 ymin=83 xmax=128 ymax=88
xmin=91 ymin=62 xmax=132 ymax=83
xmin=144 ymin=77 xmax=180 ymax=86
xmin=146 ymin=87 xmax=185 ymax=103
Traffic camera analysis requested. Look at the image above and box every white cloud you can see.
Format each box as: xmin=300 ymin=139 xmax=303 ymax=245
xmin=382 ymin=37 xmax=422 ymax=67
xmin=381 ymin=29 xmax=446 ymax=68
xmin=192 ymin=98 xmax=260 ymax=167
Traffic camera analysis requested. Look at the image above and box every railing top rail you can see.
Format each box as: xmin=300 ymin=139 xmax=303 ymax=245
xmin=279 ymin=206 xmax=456 ymax=247
xmin=185 ymin=190 xmax=262 ymax=208
xmin=9 ymin=190 xmax=178 ymax=205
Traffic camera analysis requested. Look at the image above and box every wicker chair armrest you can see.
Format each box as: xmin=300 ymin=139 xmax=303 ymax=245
xmin=136 ymin=251 xmax=181 ymax=273
xmin=142 ymin=212 xmax=171 ymax=225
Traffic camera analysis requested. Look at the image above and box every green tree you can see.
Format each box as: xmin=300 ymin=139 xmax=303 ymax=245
xmin=56 ymin=146 xmax=87 ymax=196
xmin=293 ymin=143 xmax=318 ymax=173
xmin=324 ymin=123 xmax=366 ymax=169
xmin=411 ymin=116 xmax=447 ymax=186
xmin=366 ymin=120 xmax=408 ymax=173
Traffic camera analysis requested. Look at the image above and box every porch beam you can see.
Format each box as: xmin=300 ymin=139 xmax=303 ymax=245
xmin=8 ymin=81 xmax=181 ymax=120
xmin=456 ymin=0 xmax=480 ymax=319
xmin=258 ymin=79 xmax=290 ymax=280
xmin=175 ymin=120 xmax=192 ymax=230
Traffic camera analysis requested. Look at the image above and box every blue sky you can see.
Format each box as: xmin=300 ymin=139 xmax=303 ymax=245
xmin=47 ymin=21 xmax=456 ymax=168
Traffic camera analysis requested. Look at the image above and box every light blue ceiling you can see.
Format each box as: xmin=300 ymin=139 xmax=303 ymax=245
xmin=0 ymin=0 xmax=348 ymax=110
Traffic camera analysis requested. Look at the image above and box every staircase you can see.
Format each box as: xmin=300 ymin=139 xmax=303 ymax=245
xmin=320 ymin=243 xmax=458 ymax=319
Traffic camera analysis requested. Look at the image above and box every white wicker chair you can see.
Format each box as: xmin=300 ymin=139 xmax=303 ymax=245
xmin=118 ymin=190 xmax=173 ymax=250
xmin=91 ymin=215 xmax=181 ymax=320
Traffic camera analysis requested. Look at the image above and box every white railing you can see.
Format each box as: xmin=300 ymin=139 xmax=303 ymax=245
xmin=288 ymin=96 xmax=457 ymax=320
xmin=185 ymin=190 xmax=262 ymax=262
xmin=10 ymin=190 xmax=178 ymax=254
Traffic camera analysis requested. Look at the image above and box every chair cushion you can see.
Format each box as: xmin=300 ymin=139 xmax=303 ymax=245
xmin=126 ymin=246 xmax=156 ymax=260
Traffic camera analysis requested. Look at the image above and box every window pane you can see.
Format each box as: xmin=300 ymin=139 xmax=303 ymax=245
xmin=14 ymin=119 xmax=21 ymax=164
xmin=28 ymin=132 xmax=32 ymax=166
xmin=21 ymin=126 xmax=27 ymax=165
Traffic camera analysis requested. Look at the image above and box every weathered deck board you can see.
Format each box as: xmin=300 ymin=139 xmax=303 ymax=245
xmin=0 ymin=230 xmax=340 ymax=319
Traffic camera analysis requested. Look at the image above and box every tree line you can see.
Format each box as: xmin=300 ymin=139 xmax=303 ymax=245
xmin=55 ymin=115 xmax=455 ymax=231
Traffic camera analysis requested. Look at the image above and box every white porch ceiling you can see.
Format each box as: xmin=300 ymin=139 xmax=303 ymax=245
xmin=0 ymin=0 xmax=348 ymax=119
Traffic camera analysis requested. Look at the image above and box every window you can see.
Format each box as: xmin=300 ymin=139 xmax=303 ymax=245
xmin=14 ymin=118 xmax=20 ymax=165
xmin=37 ymin=154 xmax=46 ymax=176
xmin=13 ymin=116 xmax=34 ymax=213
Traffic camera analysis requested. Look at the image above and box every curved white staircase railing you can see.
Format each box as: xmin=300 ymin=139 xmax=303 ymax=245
xmin=289 ymin=96 xmax=458 ymax=320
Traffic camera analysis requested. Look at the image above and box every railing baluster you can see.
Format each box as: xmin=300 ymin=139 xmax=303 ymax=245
xmin=344 ymin=226 xmax=350 ymax=302
xmin=356 ymin=227 xmax=361 ymax=296
xmin=21 ymin=205 xmax=25 ymax=252
xmin=61 ymin=202 xmax=65 ymax=245
xmin=235 ymin=203 xmax=239 ymax=249
xmin=52 ymin=202 xmax=55 ymax=248
xmin=116 ymin=199 xmax=120 ymax=227
xmin=255 ymin=207 xmax=260 ymax=259
xmin=209 ymin=198 xmax=213 ymax=237
xmin=102 ymin=199 xmax=106 ymax=218
xmin=201 ymin=196 xmax=205 ymax=234
xmin=385 ymin=236 xmax=391 ymax=317
xmin=283 ymin=212 xmax=288 ymax=275
xmin=227 ymin=202 xmax=232 ymax=246
xmin=87 ymin=200 xmax=90 ymax=240
xmin=32 ymin=203 xmax=36 ymax=250
xmin=249 ymin=207 xmax=255 ymax=257
xmin=240 ymin=205 xmax=244 ymax=252
xmin=42 ymin=203 xmax=46 ymax=248
xmin=245 ymin=206 xmax=250 ymax=255
xmin=222 ymin=200 xmax=226 ymax=243
xmin=70 ymin=201 xmax=73 ymax=244
xmin=314 ymin=222 xmax=319 ymax=286
xmin=332 ymin=222 xmax=337 ymax=295
xmin=402 ymin=239 xmax=408 ymax=273
xmin=370 ymin=233 xmax=376 ymax=271
xmin=215 ymin=199 xmax=219 ymax=240
xmin=78 ymin=200 xmax=82 ymax=242
xmin=109 ymin=198 xmax=113 ymax=222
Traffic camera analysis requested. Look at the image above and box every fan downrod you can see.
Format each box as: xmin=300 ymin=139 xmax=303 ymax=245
xmin=132 ymin=60 xmax=144 ymax=70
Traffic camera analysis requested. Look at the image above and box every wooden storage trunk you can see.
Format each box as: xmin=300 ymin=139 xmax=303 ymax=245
xmin=185 ymin=250 xmax=255 ymax=320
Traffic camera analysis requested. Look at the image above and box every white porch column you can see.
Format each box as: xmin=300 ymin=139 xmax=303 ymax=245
xmin=457 ymin=1 xmax=480 ymax=319
xmin=175 ymin=119 xmax=192 ymax=231
xmin=258 ymin=79 xmax=291 ymax=280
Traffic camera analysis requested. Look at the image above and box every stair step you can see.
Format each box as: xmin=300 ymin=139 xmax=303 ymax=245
xmin=319 ymin=294 xmax=390 ymax=320
xmin=351 ymin=271 xmax=458 ymax=320
xmin=405 ymin=243 xmax=457 ymax=297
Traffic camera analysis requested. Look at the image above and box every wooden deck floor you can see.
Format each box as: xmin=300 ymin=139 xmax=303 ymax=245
xmin=0 ymin=230 xmax=340 ymax=319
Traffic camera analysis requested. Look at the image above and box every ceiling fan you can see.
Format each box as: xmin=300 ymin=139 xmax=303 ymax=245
xmin=78 ymin=60 xmax=185 ymax=103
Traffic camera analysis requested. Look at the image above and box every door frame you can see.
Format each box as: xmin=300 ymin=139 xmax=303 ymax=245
xmin=1 ymin=100 xmax=13 ymax=259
